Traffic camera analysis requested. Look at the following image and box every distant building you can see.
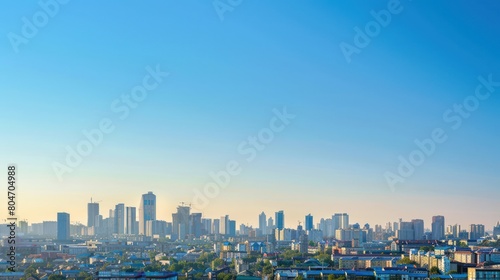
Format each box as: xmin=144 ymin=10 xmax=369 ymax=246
xmin=259 ymin=212 xmax=267 ymax=236
xmin=57 ymin=212 xmax=70 ymax=240
xmin=139 ymin=191 xmax=156 ymax=235
xmin=126 ymin=206 xmax=137 ymax=235
xmin=469 ymin=224 xmax=485 ymax=240
xmin=172 ymin=204 xmax=190 ymax=240
xmin=333 ymin=213 xmax=349 ymax=230
xmin=87 ymin=201 xmax=99 ymax=228
xmin=114 ymin=203 xmax=125 ymax=235
xmin=213 ymin=219 xmax=220 ymax=235
xmin=412 ymin=219 xmax=424 ymax=240
xmin=275 ymin=211 xmax=285 ymax=230
xmin=493 ymin=222 xmax=500 ymax=237
xmin=432 ymin=216 xmax=445 ymax=240
xmin=305 ymin=214 xmax=314 ymax=231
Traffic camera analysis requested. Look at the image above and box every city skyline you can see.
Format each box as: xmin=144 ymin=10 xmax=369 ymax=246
xmin=2 ymin=2 xmax=500 ymax=234
xmin=17 ymin=193 xmax=500 ymax=233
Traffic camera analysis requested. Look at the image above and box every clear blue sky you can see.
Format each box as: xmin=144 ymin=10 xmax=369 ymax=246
xmin=1 ymin=1 xmax=499 ymax=229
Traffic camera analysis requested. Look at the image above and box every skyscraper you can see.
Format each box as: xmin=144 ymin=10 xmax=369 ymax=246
xmin=412 ymin=219 xmax=424 ymax=240
xmin=259 ymin=212 xmax=267 ymax=235
xmin=57 ymin=212 xmax=70 ymax=240
xmin=333 ymin=213 xmax=349 ymax=230
xmin=172 ymin=204 xmax=190 ymax=240
xmin=87 ymin=200 xmax=99 ymax=228
xmin=126 ymin=206 xmax=137 ymax=235
xmin=432 ymin=215 xmax=445 ymax=240
xmin=114 ymin=203 xmax=125 ymax=235
xmin=275 ymin=211 xmax=284 ymax=230
xmin=469 ymin=224 xmax=485 ymax=240
xmin=139 ymin=191 xmax=156 ymax=235
xmin=213 ymin=219 xmax=220 ymax=235
xmin=305 ymin=214 xmax=314 ymax=231
xmin=220 ymin=215 xmax=229 ymax=235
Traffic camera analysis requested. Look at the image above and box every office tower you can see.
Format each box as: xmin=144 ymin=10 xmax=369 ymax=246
xmin=146 ymin=220 xmax=167 ymax=237
xmin=172 ymin=204 xmax=190 ymax=240
xmin=126 ymin=207 xmax=137 ymax=235
xmin=259 ymin=212 xmax=267 ymax=235
xmin=412 ymin=219 xmax=424 ymax=240
xmin=202 ymin=218 xmax=212 ymax=235
xmin=220 ymin=215 xmax=229 ymax=235
xmin=333 ymin=213 xmax=349 ymax=230
xmin=57 ymin=212 xmax=70 ymax=240
xmin=469 ymin=224 xmax=485 ymax=240
xmin=397 ymin=221 xmax=414 ymax=240
xmin=228 ymin=220 xmax=236 ymax=237
xmin=494 ymin=222 xmax=500 ymax=237
xmin=213 ymin=219 xmax=220 ymax=235
xmin=18 ymin=220 xmax=28 ymax=235
xmin=305 ymin=214 xmax=313 ymax=231
xmin=114 ymin=203 xmax=125 ymax=235
xmin=87 ymin=200 xmax=99 ymax=228
xmin=189 ymin=213 xmax=203 ymax=238
xmin=268 ymin=217 xmax=274 ymax=232
xmin=432 ymin=215 xmax=445 ymax=240
xmin=139 ymin=191 xmax=156 ymax=235
xmin=275 ymin=211 xmax=284 ymax=230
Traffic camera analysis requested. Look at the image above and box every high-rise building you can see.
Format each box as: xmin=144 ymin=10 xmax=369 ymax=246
xmin=268 ymin=217 xmax=274 ymax=231
xmin=275 ymin=211 xmax=284 ymax=230
xmin=397 ymin=221 xmax=414 ymax=240
xmin=333 ymin=213 xmax=349 ymax=230
xmin=259 ymin=212 xmax=267 ymax=235
xmin=432 ymin=216 xmax=445 ymax=240
xmin=172 ymin=204 xmax=190 ymax=240
xmin=139 ymin=191 xmax=156 ymax=235
xmin=305 ymin=214 xmax=314 ymax=231
xmin=493 ymin=222 xmax=500 ymax=237
xmin=114 ymin=203 xmax=125 ymax=235
xmin=126 ymin=207 xmax=137 ymax=235
xmin=57 ymin=212 xmax=70 ymax=240
xmin=228 ymin=220 xmax=236 ymax=237
xmin=189 ymin=213 xmax=203 ymax=238
xmin=213 ymin=219 xmax=220 ymax=235
xmin=87 ymin=200 xmax=99 ymax=228
xmin=202 ymin=218 xmax=212 ymax=235
xmin=412 ymin=219 xmax=424 ymax=240
xmin=469 ymin=224 xmax=485 ymax=240
xmin=220 ymin=215 xmax=229 ymax=235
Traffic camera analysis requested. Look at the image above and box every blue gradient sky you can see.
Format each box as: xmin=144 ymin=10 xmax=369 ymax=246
xmin=1 ymin=1 xmax=499 ymax=229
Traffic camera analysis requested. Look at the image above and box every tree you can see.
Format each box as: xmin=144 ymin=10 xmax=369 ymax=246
xmin=429 ymin=266 xmax=440 ymax=275
xmin=308 ymin=240 xmax=315 ymax=246
xmin=397 ymin=257 xmax=418 ymax=265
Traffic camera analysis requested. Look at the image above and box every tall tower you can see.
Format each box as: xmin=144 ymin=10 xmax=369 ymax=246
xmin=126 ymin=207 xmax=137 ymax=235
xmin=305 ymin=214 xmax=314 ymax=231
xmin=275 ymin=211 xmax=284 ymax=230
xmin=114 ymin=203 xmax=125 ymax=235
xmin=432 ymin=215 xmax=445 ymax=240
xmin=57 ymin=212 xmax=70 ymax=240
xmin=87 ymin=200 xmax=99 ymax=228
xmin=259 ymin=212 xmax=267 ymax=235
xmin=139 ymin=191 xmax=156 ymax=235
